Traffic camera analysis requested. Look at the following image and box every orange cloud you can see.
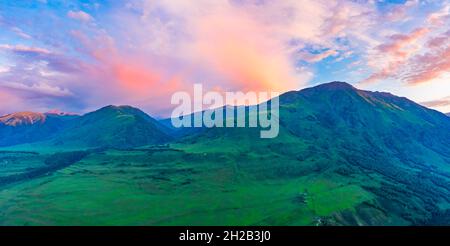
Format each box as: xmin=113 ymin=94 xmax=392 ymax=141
xmin=67 ymin=1 xmax=319 ymax=115
xmin=189 ymin=9 xmax=303 ymax=92
xmin=141 ymin=0 xmax=347 ymax=92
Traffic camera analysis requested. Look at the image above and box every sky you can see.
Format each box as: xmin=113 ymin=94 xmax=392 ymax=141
xmin=0 ymin=0 xmax=449 ymax=117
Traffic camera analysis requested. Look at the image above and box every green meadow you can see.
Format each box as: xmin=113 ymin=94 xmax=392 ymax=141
xmin=0 ymin=143 xmax=388 ymax=226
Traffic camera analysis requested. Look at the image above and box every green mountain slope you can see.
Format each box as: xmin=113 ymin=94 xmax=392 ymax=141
xmin=166 ymin=81 xmax=450 ymax=225
xmin=1 ymin=82 xmax=450 ymax=225
xmin=276 ymin=82 xmax=450 ymax=224
xmin=48 ymin=105 xmax=173 ymax=148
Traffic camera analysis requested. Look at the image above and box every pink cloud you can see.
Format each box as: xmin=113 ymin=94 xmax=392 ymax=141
xmin=421 ymin=96 xmax=450 ymax=108
xmin=0 ymin=89 xmax=25 ymax=115
xmin=427 ymin=2 xmax=450 ymax=26
xmin=67 ymin=10 xmax=93 ymax=22
xmin=362 ymin=2 xmax=450 ymax=86
xmin=29 ymin=0 xmax=379 ymax=115
xmin=186 ymin=5 xmax=305 ymax=92
xmin=63 ymin=0 xmax=325 ymax=115
xmin=405 ymin=29 xmax=450 ymax=85
xmin=383 ymin=0 xmax=418 ymax=22
xmin=2 ymin=0 xmax=448 ymax=116
xmin=377 ymin=28 xmax=429 ymax=55
xmin=0 ymin=82 xmax=73 ymax=97
xmin=363 ymin=27 xmax=430 ymax=84
xmin=0 ymin=44 xmax=50 ymax=54
xmin=10 ymin=27 xmax=32 ymax=39
xmin=427 ymin=35 xmax=448 ymax=48
xmin=404 ymin=46 xmax=450 ymax=85
xmin=66 ymin=30 xmax=191 ymax=115
xmin=298 ymin=49 xmax=339 ymax=63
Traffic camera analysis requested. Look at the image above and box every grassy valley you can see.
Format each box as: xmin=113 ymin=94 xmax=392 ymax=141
xmin=1 ymin=82 xmax=450 ymax=225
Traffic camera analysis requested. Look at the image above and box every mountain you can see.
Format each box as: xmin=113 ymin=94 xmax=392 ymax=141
xmin=164 ymin=81 xmax=450 ymax=225
xmin=0 ymin=112 xmax=46 ymax=126
xmin=180 ymin=81 xmax=450 ymax=178
xmin=0 ymin=106 xmax=173 ymax=148
xmin=176 ymin=81 xmax=450 ymax=151
xmin=279 ymin=82 xmax=450 ymax=160
xmin=48 ymin=105 xmax=173 ymax=148
xmin=0 ymin=112 xmax=74 ymax=147
xmin=1 ymin=82 xmax=450 ymax=226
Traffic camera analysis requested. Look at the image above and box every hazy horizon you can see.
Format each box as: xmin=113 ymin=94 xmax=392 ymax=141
xmin=1 ymin=81 xmax=449 ymax=118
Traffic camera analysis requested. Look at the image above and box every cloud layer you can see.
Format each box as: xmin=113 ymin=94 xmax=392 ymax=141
xmin=0 ymin=0 xmax=449 ymax=116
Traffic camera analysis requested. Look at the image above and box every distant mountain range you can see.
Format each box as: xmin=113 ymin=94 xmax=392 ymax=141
xmin=0 ymin=105 xmax=172 ymax=148
xmin=0 ymin=111 xmax=77 ymax=147
xmin=1 ymin=81 xmax=449 ymax=150
xmin=1 ymin=81 xmax=450 ymax=225
xmin=0 ymin=112 xmax=47 ymax=127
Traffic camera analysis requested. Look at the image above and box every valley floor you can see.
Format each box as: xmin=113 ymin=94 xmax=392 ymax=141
xmin=0 ymin=145 xmax=423 ymax=226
